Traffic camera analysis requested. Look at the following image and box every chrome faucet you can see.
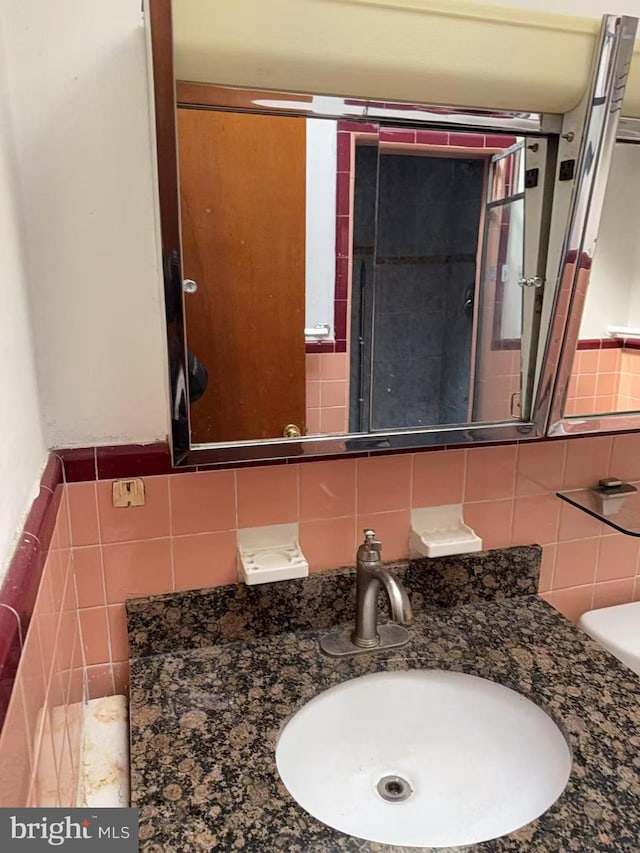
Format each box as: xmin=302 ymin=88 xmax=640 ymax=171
xmin=320 ymin=529 xmax=413 ymax=657
xmin=352 ymin=529 xmax=413 ymax=648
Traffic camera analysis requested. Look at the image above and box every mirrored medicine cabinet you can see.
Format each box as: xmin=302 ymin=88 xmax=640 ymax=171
xmin=146 ymin=1 xmax=639 ymax=465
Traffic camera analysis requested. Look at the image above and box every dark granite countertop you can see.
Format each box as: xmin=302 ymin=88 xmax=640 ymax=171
xmin=126 ymin=546 xmax=640 ymax=852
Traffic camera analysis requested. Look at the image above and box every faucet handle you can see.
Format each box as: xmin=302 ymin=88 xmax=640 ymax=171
xmin=361 ymin=529 xmax=382 ymax=553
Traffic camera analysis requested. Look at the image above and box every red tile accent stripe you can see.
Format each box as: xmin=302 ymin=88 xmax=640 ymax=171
xmin=576 ymin=338 xmax=623 ymax=350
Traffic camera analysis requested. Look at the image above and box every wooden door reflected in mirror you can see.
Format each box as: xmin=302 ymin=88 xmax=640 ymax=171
xmin=176 ymin=98 xmax=537 ymax=445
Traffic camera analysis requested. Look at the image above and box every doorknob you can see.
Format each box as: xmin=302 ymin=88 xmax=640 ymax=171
xmin=183 ymin=279 xmax=198 ymax=294
xmin=283 ymin=424 xmax=302 ymax=438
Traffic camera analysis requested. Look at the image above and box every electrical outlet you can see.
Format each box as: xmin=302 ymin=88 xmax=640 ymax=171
xmin=112 ymin=478 xmax=145 ymax=508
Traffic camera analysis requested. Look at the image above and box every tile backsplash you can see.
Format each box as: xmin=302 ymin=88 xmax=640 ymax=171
xmin=2 ymin=432 xmax=640 ymax=807
xmin=63 ymin=434 xmax=640 ymax=694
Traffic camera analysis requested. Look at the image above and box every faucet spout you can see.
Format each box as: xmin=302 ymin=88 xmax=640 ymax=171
xmin=351 ymin=530 xmax=413 ymax=649
xmin=372 ymin=567 xmax=413 ymax=626
xmin=319 ymin=529 xmax=413 ymax=658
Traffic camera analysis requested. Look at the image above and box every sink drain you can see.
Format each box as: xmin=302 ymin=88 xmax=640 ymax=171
xmin=376 ymin=774 xmax=413 ymax=803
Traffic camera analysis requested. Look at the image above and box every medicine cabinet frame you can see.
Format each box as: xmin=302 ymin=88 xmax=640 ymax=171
xmin=543 ymin=110 xmax=640 ymax=438
xmin=145 ymin=1 xmax=638 ymax=466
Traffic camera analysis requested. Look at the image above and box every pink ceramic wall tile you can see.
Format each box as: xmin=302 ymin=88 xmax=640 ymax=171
xmin=320 ymin=380 xmax=347 ymax=409
xmin=540 ymin=586 xmax=594 ymax=623
xmin=169 ymin=470 xmax=236 ymax=536
xmin=465 ymin=445 xmax=517 ymax=502
xmin=595 ymin=372 xmax=618 ymax=397
xmin=596 ymin=534 xmax=640 ymax=581
xmin=17 ymin=630 xmax=48 ymax=764
xmin=172 ymin=531 xmax=238 ymax=592
xmin=355 ymin=510 xmax=411 ymax=562
xmin=576 ymin=373 xmax=596 ymax=397
xmin=55 ymin=491 xmax=71 ymax=550
xmin=299 ymin=516 xmax=357 ymax=572
xmin=72 ymin=546 xmax=105 ymax=609
xmin=511 ymin=495 xmax=560 ymax=546
xmin=598 ymin=347 xmax=620 ymax=372
xmin=57 ymin=729 xmax=76 ymax=807
xmin=554 ymin=538 xmax=599 ymax=588
xmin=306 ymin=381 xmax=321 ymax=408
xmin=113 ymin=660 xmax=130 ymax=695
xmin=78 ymin=607 xmax=110 ymax=667
xmin=579 ymin=350 xmax=599 ymax=373
xmin=357 ymin=455 xmax=412 ymax=515
xmin=594 ymin=395 xmax=617 ymax=413
xmin=236 ymin=465 xmax=298 ymax=528
xmin=97 ymin=476 xmax=170 ymax=544
xmin=299 ymin=458 xmax=356 ymax=521
xmin=306 ymin=353 xmax=321 ymax=382
xmin=463 ymin=500 xmax=514 ymax=550
xmin=0 ymin=686 xmax=32 ymax=806
xmin=306 ymin=408 xmax=322 ymax=434
xmin=32 ymin=708 xmax=60 ymax=807
xmin=102 ymin=538 xmax=173 ymax=604
xmin=557 ymin=501 xmax=604 ymax=542
xmin=85 ymin=664 xmax=115 ymax=700
xmin=107 ymin=605 xmax=129 ymax=664
xmin=49 ymin=703 xmax=68 ymax=798
xmin=562 ymin=436 xmax=613 ymax=490
xmin=57 ymin=609 xmax=79 ymax=679
xmin=412 ymin=450 xmax=465 ymax=507
xmin=591 ymin=578 xmax=635 ymax=610
xmin=320 ymin=352 xmax=348 ymax=381
xmin=65 ymin=700 xmax=83 ymax=777
xmin=66 ymin=482 xmax=99 ymax=547
xmin=515 ymin=442 xmax=566 ymax=496
xmin=610 ymin=433 xmax=640 ymax=480
xmin=320 ymin=407 xmax=348 ymax=434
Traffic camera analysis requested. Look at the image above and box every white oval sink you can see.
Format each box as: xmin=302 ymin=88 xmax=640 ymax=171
xmin=276 ymin=670 xmax=572 ymax=848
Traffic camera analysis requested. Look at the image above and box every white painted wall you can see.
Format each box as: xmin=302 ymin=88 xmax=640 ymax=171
xmin=0 ymin=22 xmax=47 ymax=577
xmin=0 ymin=0 xmax=168 ymax=448
xmin=305 ymin=119 xmax=337 ymax=338
xmin=580 ymin=144 xmax=640 ymax=337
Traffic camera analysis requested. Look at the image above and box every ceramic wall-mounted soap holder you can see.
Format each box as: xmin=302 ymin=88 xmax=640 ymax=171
xmin=409 ymin=504 xmax=482 ymax=558
xmin=237 ymin=523 xmax=309 ymax=585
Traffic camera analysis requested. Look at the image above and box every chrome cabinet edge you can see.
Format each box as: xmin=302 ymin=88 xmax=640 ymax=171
xmin=533 ymin=14 xmax=639 ymax=438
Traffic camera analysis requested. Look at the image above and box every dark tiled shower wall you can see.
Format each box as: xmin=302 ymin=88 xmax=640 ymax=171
xmin=353 ymin=152 xmax=485 ymax=429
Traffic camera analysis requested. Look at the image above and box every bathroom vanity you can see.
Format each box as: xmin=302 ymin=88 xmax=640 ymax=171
xmin=127 ymin=548 xmax=640 ymax=851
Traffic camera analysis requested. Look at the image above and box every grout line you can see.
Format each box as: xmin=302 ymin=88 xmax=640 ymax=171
xmin=71 ymin=568 xmax=91 ymax=703
xmin=90 ymin=481 xmax=112 ymax=675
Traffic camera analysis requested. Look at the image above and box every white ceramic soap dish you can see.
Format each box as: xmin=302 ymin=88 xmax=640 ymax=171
xmin=238 ymin=523 xmax=309 ymax=585
xmin=410 ymin=504 xmax=482 ymax=558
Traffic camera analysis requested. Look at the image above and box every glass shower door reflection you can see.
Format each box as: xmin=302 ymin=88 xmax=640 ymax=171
xmin=472 ymin=197 xmax=525 ymax=423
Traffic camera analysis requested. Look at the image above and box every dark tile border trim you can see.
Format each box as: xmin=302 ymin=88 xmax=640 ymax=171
xmin=54 ymin=429 xmax=640 ymax=482
xmin=576 ymin=337 xmax=623 ymax=350
xmin=0 ymin=454 xmax=63 ymax=731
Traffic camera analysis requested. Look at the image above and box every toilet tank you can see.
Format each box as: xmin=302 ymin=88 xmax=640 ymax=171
xmin=578 ymin=602 xmax=640 ymax=676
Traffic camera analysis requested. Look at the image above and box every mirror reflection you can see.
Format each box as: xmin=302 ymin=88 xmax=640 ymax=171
xmin=564 ymin=141 xmax=640 ymax=418
xmin=177 ymin=102 xmax=529 ymax=444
